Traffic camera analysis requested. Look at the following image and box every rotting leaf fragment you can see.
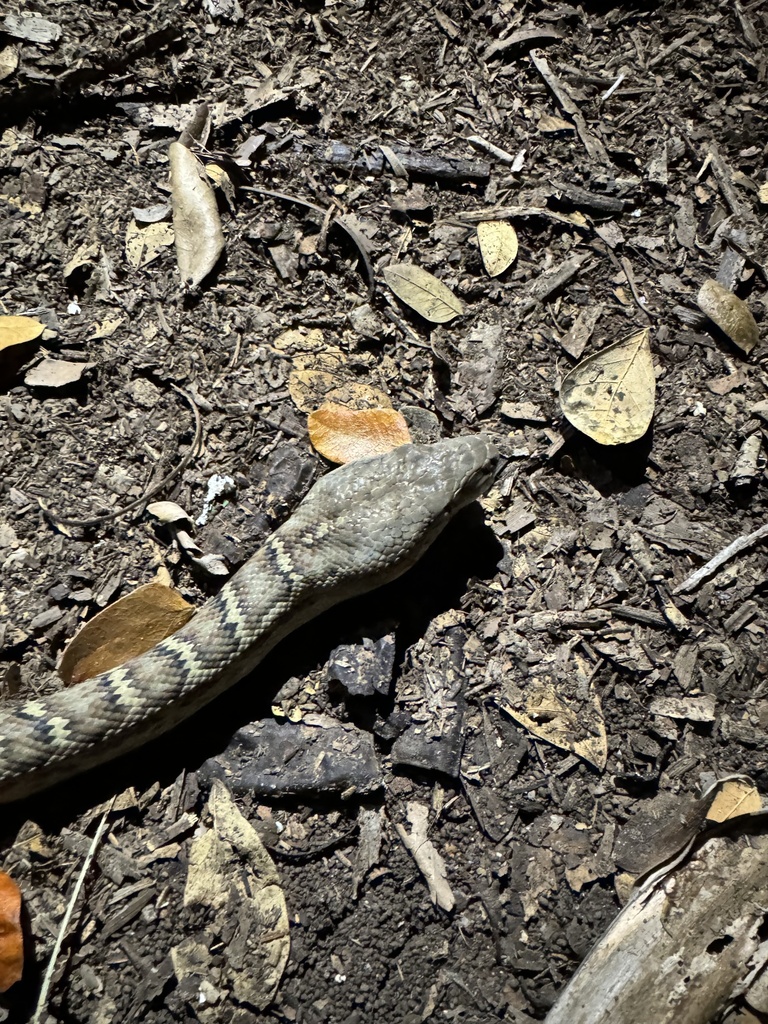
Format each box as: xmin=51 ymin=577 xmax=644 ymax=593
xmin=560 ymin=328 xmax=655 ymax=445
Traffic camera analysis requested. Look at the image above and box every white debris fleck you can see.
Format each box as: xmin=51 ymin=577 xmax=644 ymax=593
xmin=196 ymin=474 xmax=236 ymax=525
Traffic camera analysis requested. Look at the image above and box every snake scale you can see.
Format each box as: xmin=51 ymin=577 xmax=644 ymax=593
xmin=0 ymin=435 xmax=498 ymax=803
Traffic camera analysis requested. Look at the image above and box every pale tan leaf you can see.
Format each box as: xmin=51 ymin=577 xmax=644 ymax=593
xmin=308 ymin=404 xmax=411 ymax=464
xmin=0 ymin=315 xmax=44 ymax=352
xmin=493 ymin=655 xmax=607 ymax=770
xmin=179 ymin=780 xmax=289 ymax=1010
xmin=538 ymin=114 xmax=574 ymax=133
xmin=500 ymin=681 xmax=607 ymax=770
xmin=706 ymin=779 xmax=762 ymax=823
xmin=560 ymin=328 xmax=655 ymax=445
xmin=697 ymin=278 xmax=759 ymax=354
xmin=125 ymin=219 xmax=174 ymax=268
xmin=759 ymin=182 xmax=768 ymax=205
xmin=146 ymin=500 xmax=193 ymax=525
xmin=24 ymin=358 xmax=94 ymax=388
xmin=85 ymin=317 xmax=124 ymax=341
xmin=0 ymin=45 xmax=19 ymax=81
xmin=477 ymin=220 xmax=518 ymax=276
xmin=59 ymin=582 xmax=195 ymax=685
xmin=395 ymin=802 xmax=455 ymax=912
xmin=169 ymin=141 xmax=225 ymax=288
xmin=288 ymin=368 xmax=391 ymax=414
xmin=383 ymin=263 xmax=464 ymax=323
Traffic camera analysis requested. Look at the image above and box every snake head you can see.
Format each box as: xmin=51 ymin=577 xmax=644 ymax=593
xmin=283 ymin=434 xmax=500 ymax=593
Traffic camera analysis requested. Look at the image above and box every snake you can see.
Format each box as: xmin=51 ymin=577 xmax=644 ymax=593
xmin=0 ymin=435 xmax=498 ymax=803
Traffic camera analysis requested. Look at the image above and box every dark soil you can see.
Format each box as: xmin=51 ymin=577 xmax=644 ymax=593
xmin=1 ymin=0 xmax=767 ymax=1022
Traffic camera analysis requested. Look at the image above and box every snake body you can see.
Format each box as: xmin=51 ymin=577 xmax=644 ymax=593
xmin=0 ymin=436 xmax=498 ymax=803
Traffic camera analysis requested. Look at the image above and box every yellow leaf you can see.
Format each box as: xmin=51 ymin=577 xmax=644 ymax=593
xmin=60 ymin=582 xmax=195 ymax=685
xmin=697 ymin=278 xmax=759 ymax=354
xmin=706 ymin=779 xmax=762 ymax=823
xmin=308 ymin=403 xmax=411 ymax=464
xmin=477 ymin=220 xmax=518 ymax=277
xmin=383 ymin=263 xmax=464 ymax=323
xmin=0 ymin=315 xmax=44 ymax=352
xmin=560 ymin=328 xmax=655 ymax=445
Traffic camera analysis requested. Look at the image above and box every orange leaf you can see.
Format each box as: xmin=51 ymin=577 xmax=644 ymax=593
xmin=0 ymin=872 xmax=23 ymax=992
xmin=60 ymin=582 xmax=195 ymax=685
xmin=308 ymin=404 xmax=412 ymax=464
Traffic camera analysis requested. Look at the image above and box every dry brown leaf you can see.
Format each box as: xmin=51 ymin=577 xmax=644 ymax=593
xmin=0 ymin=872 xmax=22 ymax=993
xmin=697 ymin=278 xmax=759 ymax=354
xmin=169 ymin=141 xmax=225 ymax=288
xmin=0 ymin=315 xmax=44 ymax=352
xmin=125 ymin=219 xmax=174 ymax=268
xmin=24 ymin=358 xmax=95 ymax=388
xmin=146 ymin=500 xmax=193 ymax=525
xmin=383 ymin=263 xmax=464 ymax=323
xmin=308 ymin=404 xmax=411 ymax=464
xmin=60 ymin=582 xmax=195 ymax=685
xmin=477 ymin=220 xmax=518 ymax=277
xmin=560 ymin=328 xmax=655 ymax=445
xmin=706 ymin=779 xmax=762 ymax=823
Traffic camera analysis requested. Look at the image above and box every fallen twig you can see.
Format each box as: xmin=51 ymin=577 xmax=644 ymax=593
xmin=674 ymin=522 xmax=768 ymax=594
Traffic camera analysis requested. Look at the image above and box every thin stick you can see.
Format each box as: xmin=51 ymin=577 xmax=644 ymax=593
xmin=32 ymin=807 xmax=111 ymax=1024
xmin=674 ymin=522 xmax=768 ymax=594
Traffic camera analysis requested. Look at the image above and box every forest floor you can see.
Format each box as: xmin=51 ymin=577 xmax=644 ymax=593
xmin=1 ymin=0 xmax=767 ymax=1021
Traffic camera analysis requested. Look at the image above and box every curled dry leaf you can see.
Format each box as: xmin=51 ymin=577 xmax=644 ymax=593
xmin=308 ymin=403 xmax=411 ymax=464
xmin=383 ymin=263 xmax=464 ymax=323
xmin=697 ymin=278 xmax=759 ymax=354
xmin=500 ymin=680 xmax=607 ymax=770
xmin=169 ymin=141 xmax=225 ymax=288
xmin=0 ymin=872 xmax=22 ymax=993
xmin=477 ymin=220 xmax=518 ymax=277
xmin=0 ymin=315 xmax=44 ymax=352
xmin=146 ymin=500 xmax=193 ymax=526
xmin=492 ymin=654 xmax=607 ymax=770
xmin=60 ymin=582 xmax=195 ymax=685
xmin=560 ymin=328 xmax=655 ymax=445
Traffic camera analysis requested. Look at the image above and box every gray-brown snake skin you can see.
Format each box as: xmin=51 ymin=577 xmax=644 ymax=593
xmin=0 ymin=436 xmax=498 ymax=803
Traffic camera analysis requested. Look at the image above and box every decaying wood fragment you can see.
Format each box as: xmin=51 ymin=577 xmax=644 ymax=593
xmin=318 ymin=141 xmax=490 ymax=183
xmin=546 ymin=817 xmax=768 ymax=1024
